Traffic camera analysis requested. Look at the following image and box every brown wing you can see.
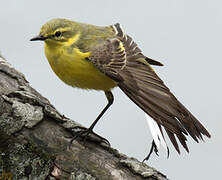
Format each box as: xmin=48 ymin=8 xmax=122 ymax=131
xmin=111 ymin=23 xmax=164 ymax=66
xmin=90 ymin=23 xmax=210 ymax=153
xmin=90 ymin=37 xmax=127 ymax=82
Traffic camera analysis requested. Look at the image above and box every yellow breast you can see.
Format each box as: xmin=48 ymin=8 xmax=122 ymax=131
xmin=44 ymin=43 xmax=117 ymax=90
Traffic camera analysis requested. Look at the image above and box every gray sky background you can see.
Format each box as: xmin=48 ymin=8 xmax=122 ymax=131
xmin=1 ymin=0 xmax=221 ymax=179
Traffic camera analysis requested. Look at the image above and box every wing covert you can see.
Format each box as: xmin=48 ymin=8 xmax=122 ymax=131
xmin=90 ymin=38 xmax=126 ymax=82
xmin=90 ymin=23 xmax=210 ymax=153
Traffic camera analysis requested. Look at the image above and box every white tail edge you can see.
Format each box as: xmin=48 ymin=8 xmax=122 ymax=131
xmin=145 ymin=114 xmax=168 ymax=151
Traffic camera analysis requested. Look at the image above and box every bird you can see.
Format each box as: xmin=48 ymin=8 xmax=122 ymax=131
xmin=30 ymin=18 xmax=210 ymax=159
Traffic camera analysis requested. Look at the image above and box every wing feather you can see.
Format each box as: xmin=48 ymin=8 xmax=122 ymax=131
xmin=90 ymin=23 xmax=210 ymax=153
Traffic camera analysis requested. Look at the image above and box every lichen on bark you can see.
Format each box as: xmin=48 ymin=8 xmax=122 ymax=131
xmin=0 ymin=55 xmax=168 ymax=179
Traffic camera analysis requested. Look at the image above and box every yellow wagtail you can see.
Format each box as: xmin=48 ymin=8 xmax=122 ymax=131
xmin=30 ymin=19 xmax=210 ymax=159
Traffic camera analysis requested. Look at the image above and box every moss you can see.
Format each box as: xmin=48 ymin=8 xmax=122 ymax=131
xmin=72 ymin=171 xmax=96 ymax=180
xmin=0 ymin=141 xmax=53 ymax=179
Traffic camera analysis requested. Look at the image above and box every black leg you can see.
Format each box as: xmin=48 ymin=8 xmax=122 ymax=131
xmin=143 ymin=140 xmax=159 ymax=162
xmin=69 ymin=91 xmax=114 ymax=146
xmin=87 ymin=91 xmax=113 ymax=131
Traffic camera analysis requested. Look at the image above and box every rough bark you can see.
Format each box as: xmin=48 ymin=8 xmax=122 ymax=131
xmin=0 ymin=54 xmax=168 ymax=180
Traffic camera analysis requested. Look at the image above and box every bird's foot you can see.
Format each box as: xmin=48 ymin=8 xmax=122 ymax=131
xmin=69 ymin=126 xmax=110 ymax=148
xmin=143 ymin=140 xmax=159 ymax=162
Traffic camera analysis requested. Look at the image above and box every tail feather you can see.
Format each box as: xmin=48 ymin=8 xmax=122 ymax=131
xmin=165 ymin=130 xmax=181 ymax=153
xmin=146 ymin=114 xmax=161 ymax=149
xmin=146 ymin=114 xmax=168 ymax=150
xmin=118 ymin=59 xmax=210 ymax=153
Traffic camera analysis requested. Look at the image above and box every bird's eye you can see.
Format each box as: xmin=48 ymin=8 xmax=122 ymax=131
xmin=55 ymin=31 xmax=62 ymax=37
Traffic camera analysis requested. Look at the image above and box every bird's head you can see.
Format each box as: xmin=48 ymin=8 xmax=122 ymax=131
xmin=30 ymin=18 xmax=80 ymax=46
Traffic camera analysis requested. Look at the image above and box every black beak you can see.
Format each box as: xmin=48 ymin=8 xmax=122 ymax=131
xmin=30 ymin=35 xmax=47 ymax=41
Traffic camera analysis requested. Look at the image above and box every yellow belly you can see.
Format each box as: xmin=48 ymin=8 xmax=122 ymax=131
xmin=44 ymin=43 xmax=117 ymax=90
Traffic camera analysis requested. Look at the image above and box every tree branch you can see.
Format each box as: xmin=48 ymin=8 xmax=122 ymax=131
xmin=0 ymin=54 xmax=168 ymax=180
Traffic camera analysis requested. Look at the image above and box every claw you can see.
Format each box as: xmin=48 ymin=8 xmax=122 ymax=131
xmin=143 ymin=140 xmax=159 ymax=162
xmin=68 ymin=126 xmax=110 ymax=148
